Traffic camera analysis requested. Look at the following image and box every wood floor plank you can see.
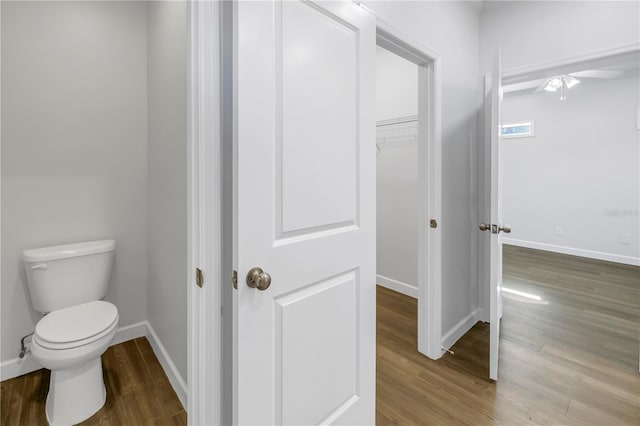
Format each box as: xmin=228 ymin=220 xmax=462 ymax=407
xmin=170 ymin=410 xmax=188 ymax=426
xmin=135 ymin=336 xmax=167 ymax=384
xmin=101 ymin=339 xmax=154 ymax=398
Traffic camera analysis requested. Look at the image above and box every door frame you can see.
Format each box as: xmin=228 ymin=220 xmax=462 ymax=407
xmin=374 ymin=19 xmax=444 ymax=359
xmin=477 ymin=41 xmax=640 ymax=321
xmin=187 ymin=1 xmax=223 ymax=425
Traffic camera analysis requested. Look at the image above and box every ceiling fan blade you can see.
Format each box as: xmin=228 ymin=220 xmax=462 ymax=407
xmin=570 ymin=70 xmax=623 ymax=79
xmin=534 ymin=79 xmax=550 ymax=93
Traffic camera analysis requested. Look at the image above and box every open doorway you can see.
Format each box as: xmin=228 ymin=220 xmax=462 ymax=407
xmin=374 ymin=24 xmax=443 ymax=362
xmin=374 ymin=22 xmax=447 ymax=423
xmin=494 ymin=49 xmax=640 ymax=422
xmin=375 ymin=46 xmax=420 ymax=299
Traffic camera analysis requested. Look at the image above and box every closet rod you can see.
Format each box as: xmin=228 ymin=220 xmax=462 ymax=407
xmin=376 ymin=115 xmax=418 ymax=127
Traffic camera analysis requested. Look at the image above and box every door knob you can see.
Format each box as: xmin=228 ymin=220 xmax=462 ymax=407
xmin=499 ymin=225 xmax=511 ymax=234
xmin=246 ymin=267 xmax=272 ymax=291
xmin=479 ymin=223 xmax=490 ymax=231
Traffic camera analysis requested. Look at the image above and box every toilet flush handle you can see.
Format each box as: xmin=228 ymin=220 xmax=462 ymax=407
xmin=29 ymin=264 xmax=48 ymax=270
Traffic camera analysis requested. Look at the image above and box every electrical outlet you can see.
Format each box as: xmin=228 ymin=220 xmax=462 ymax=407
xmin=620 ymin=234 xmax=631 ymax=245
xmin=555 ymin=226 xmax=564 ymax=236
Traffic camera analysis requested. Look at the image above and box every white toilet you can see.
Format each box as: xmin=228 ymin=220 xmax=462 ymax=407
xmin=22 ymin=240 xmax=119 ymax=426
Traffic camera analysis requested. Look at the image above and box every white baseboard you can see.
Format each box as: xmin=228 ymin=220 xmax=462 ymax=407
xmin=441 ymin=308 xmax=481 ymax=350
xmin=0 ymin=352 xmax=42 ymax=382
xmin=477 ymin=307 xmax=488 ymax=324
xmin=376 ymin=274 xmax=418 ymax=298
xmin=145 ymin=321 xmax=187 ymax=409
xmin=1 ymin=320 xmax=187 ymax=411
xmin=503 ymin=238 xmax=640 ymax=266
xmin=112 ymin=321 xmax=148 ymax=346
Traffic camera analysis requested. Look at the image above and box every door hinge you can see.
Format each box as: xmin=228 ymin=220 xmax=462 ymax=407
xmin=196 ymin=268 xmax=204 ymax=288
xmin=232 ymin=270 xmax=238 ymax=289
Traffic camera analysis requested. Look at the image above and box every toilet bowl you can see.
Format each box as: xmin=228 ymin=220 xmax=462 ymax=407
xmin=30 ymin=300 xmax=119 ymax=426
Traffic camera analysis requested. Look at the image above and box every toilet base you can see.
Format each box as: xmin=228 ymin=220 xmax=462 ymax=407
xmin=45 ymin=357 xmax=106 ymax=426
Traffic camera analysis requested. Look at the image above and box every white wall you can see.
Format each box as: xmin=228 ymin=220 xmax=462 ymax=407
xmin=502 ymin=73 xmax=640 ymax=264
xmin=1 ymin=1 xmax=148 ymax=362
xmin=480 ymin=1 xmax=640 ymax=74
xmin=376 ymin=48 xmax=418 ymax=121
xmin=364 ymin=0 xmax=482 ymax=337
xmin=376 ymin=48 xmax=419 ymax=295
xmin=147 ymin=0 xmax=188 ymax=382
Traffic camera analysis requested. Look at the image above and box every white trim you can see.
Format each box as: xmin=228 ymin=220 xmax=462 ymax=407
xmin=441 ymin=308 xmax=481 ymax=351
xmin=503 ymin=238 xmax=640 ymax=267
xmin=146 ymin=322 xmax=188 ymax=408
xmin=376 ymin=275 xmax=418 ymax=299
xmin=374 ymin=14 xmax=443 ymax=362
xmin=110 ymin=321 xmax=148 ymax=346
xmin=0 ymin=354 xmax=42 ymax=383
xmin=502 ymin=41 xmax=640 ymax=80
xmin=187 ymin=1 xmax=222 ymax=425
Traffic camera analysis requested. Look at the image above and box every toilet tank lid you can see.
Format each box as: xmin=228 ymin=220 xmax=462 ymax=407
xmin=21 ymin=240 xmax=115 ymax=263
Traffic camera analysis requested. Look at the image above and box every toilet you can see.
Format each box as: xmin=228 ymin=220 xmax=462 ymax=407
xmin=22 ymin=240 xmax=119 ymax=426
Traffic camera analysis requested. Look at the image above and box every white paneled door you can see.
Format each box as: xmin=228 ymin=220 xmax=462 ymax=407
xmin=234 ymin=1 xmax=376 ymax=424
xmin=488 ymin=51 xmax=504 ymax=381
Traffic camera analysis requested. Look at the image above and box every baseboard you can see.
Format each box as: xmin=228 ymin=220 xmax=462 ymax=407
xmin=376 ymin=274 xmax=418 ymax=298
xmin=145 ymin=321 xmax=188 ymax=409
xmin=0 ymin=320 xmax=147 ymax=382
xmin=477 ymin=307 xmax=488 ymax=323
xmin=0 ymin=352 xmax=42 ymax=382
xmin=441 ymin=308 xmax=481 ymax=350
xmin=503 ymin=238 xmax=640 ymax=266
xmin=112 ymin=321 xmax=148 ymax=346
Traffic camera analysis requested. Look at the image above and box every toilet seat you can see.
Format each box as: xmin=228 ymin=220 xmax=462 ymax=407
xmin=34 ymin=301 xmax=118 ymax=350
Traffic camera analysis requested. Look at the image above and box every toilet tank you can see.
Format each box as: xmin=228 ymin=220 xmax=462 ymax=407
xmin=22 ymin=240 xmax=116 ymax=313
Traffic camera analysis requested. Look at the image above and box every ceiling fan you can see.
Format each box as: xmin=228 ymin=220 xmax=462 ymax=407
xmin=535 ymin=69 xmax=623 ymax=100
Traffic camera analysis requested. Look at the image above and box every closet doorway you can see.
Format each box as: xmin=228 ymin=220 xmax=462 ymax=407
xmin=375 ymin=25 xmax=442 ymax=360
xmin=376 ymin=47 xmax=420 ymax=300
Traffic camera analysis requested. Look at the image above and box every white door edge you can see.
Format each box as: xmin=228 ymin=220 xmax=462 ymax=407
xmin=187 ymin=1 xmax=222 ymax=424
xmin=375 ymin=18 xmax=444 ymax=360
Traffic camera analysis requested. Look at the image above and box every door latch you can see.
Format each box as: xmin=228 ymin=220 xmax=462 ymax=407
xmin=479 ymin=223 xmax=511 ymax=234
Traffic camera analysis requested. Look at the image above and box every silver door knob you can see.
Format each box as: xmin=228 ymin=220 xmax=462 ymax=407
xmin=246 ymin=267 xmax=271 ymax=291
xmin=499 ymin=225 xmax=511 ymax=234
xmin=479 ymin=223 xmax=490 ymax=231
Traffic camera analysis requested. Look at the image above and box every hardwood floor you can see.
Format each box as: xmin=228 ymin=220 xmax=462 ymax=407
xmin=1 ymin=337 xmax=186 ymax=426
xmin=377 ymin=246 xmax=640 ymax=425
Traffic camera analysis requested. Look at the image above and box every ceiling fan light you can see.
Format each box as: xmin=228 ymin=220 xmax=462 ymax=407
xmin=544 ymin=77 xmax=563 ymax=92
xmin=565 ymin=75 xmax=580 ymax=89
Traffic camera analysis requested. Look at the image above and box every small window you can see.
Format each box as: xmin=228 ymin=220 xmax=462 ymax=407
xmin=501 ymin=121 xmax=534 ymax=139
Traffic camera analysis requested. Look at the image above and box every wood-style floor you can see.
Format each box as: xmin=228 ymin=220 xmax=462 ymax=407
xmin=377 ymin=245 xmax=640 ymax=425
xmin=1 ymin=337 xmax=186 ymax=426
